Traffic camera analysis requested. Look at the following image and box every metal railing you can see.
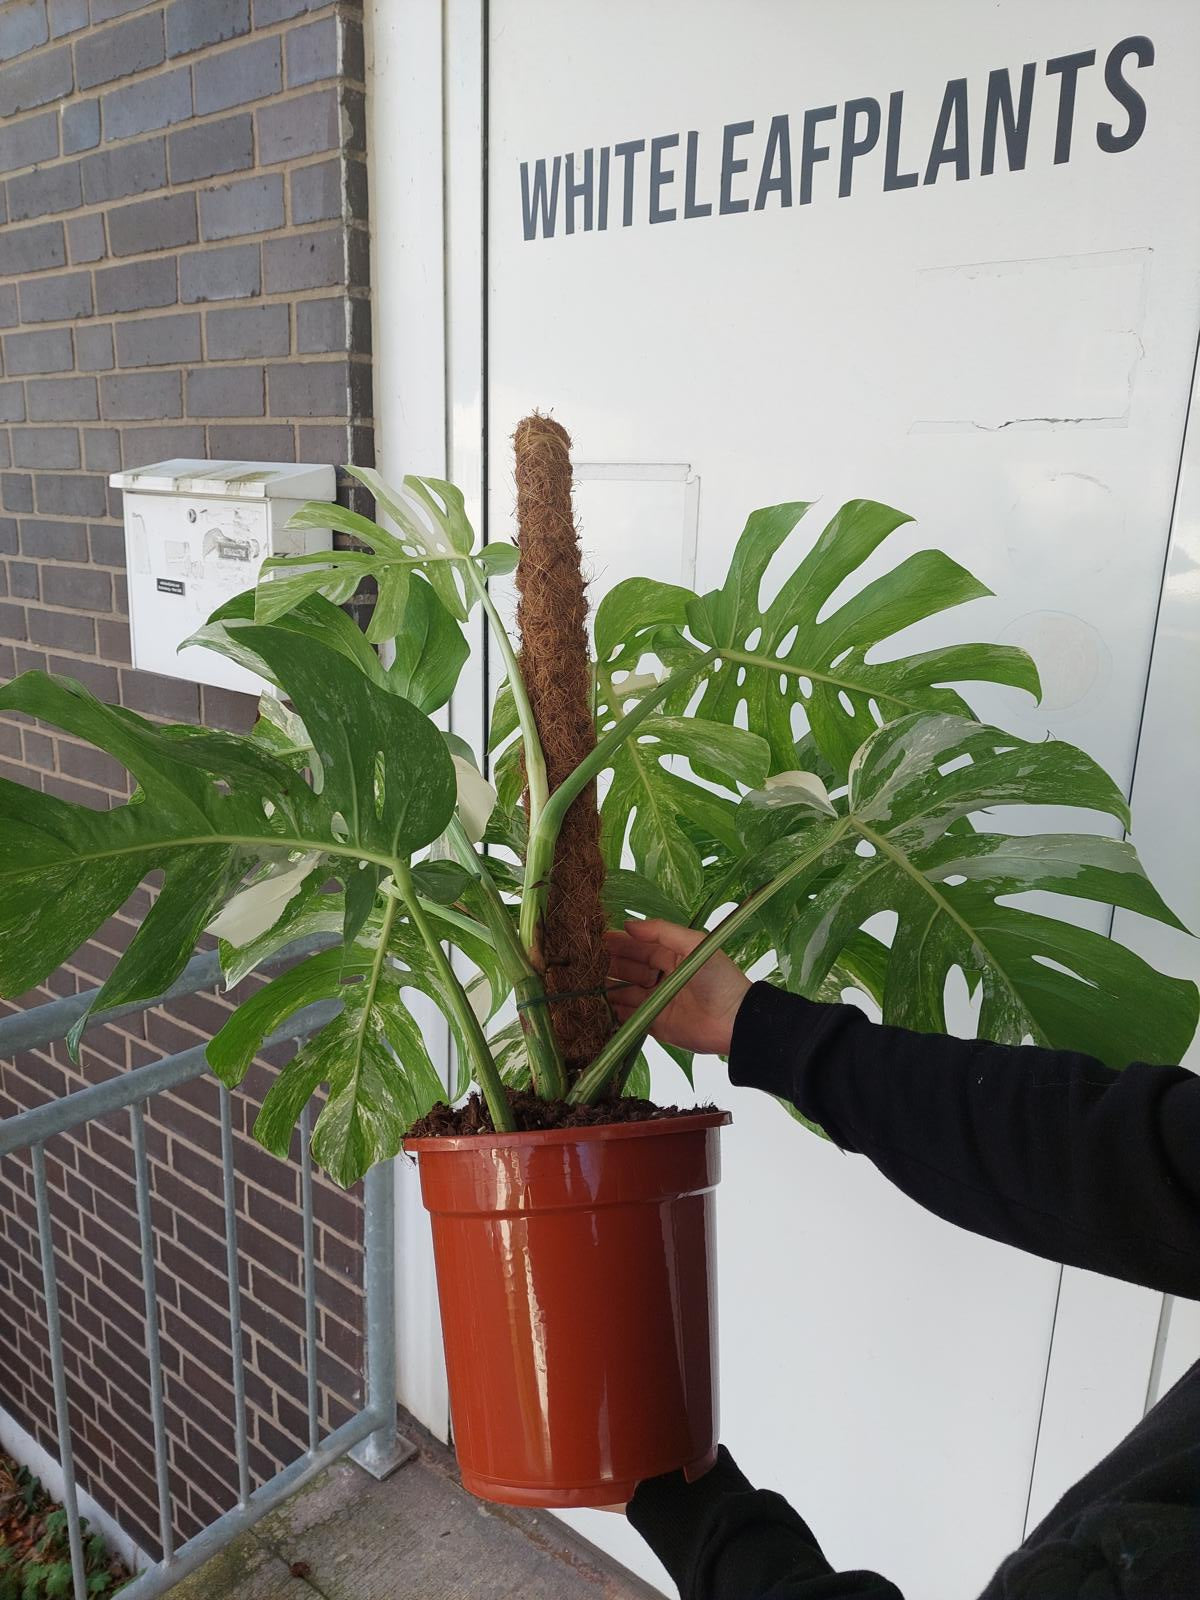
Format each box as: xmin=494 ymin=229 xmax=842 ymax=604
xmin=0 ymin=940 xmax=412 ymax=1600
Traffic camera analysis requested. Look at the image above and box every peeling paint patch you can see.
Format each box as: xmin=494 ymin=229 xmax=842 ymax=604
xmin=909 ymin=247 xmax=1151 ymax=433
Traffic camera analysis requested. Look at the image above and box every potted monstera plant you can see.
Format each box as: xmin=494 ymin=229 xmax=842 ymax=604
xmin=0 ymin=416 xmax=1194 ymax=1509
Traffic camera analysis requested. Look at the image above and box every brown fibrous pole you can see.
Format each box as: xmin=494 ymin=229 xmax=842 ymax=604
xmin=513 ymin=414 xmax=613 ymax=1077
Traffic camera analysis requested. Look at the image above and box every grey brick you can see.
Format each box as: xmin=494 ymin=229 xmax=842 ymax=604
xmin=102 ymin=66 xmax=191 ymax=142
xmin=76 ymin=325 xmax=115 ymax=372
xmin=2 ymin=473 xmax=33 ymax=512
xmin=89 ymin=523 xmax=125 ymax=565
xmin=0 ymin=384 xmax=25 ymax=423
xmin=0 ymin=220 xmax=66 ymax=276
xmin=0 ymin=108 xmax=58 ymax=169
xmin=7 ymin=159 xmax=82 ymax=222
xmin=179 ymin=242 xmax=259 ymax=303
xmin=167 ymin=0 xmax=248 ymax=56
xmin=0 ymin=287 xmax=16 ymax=328
xmin=290 ymin=157 xmax=339 ymax=224
xmin=108 ymin=192 xmax=197 ymax=257
xmin=199 ymin=173 xmax=283 ymax=242
xmin=12 ymin=427 xmax=79 ymax=469
xmin=121 ymin=422 xmax=203 ymax=465
xmin=35 ymin=472 xmax=108 ymax=517
xmin=81 ymin=136 xmax=166 ymax=203
xmin=77 ymin=11 xmax=164 ymax=90
xmin=168 ymin=112 xmax=253 ymax=184
xmin=0 ymin=0 xmax=49 ymax=61
xmin=0 ymin=598 xmax=27 ymax=637
xmin=115 ymin=312 xmax=200 ymax=368
xmin=207 ymin=422 xmax=293 ymax=458
xmin=5 ymin=327 xmax=74 ymax=376
xmin=0 ymin=516 xmax=15 ymax=552
xmin=257 ymin=87 xmax=338 ymax=167
xmin=42 ymin=565 xmax=112 ymax=611
xmin=95 ymin=256 xmax=177 ymax=315
xmin=49 ymin=0 xmax=88 ymax=37
xmin=18 ymin=271 xmax=93 ymax=323
xmin=295 ymin=296 xmax=348 ymax=354
xmin=66 ymin=212 xmax=106 ymax=264
xmin=285 ymin=15 xmax=336 ymax=88
xmin=83 ymin=428 xmax=121 ymax=470
xmin=29 ymin=607 xmax=96 ymax=651
xmin=263 ymin=227 xmax=343 ymax=294
xmin=20 ymin=516 xmax=87 ymax=559
xmin=28 ymin=377 xmax=99 ymax=422
xmin=92 ymin=0 xmax=155 ymax=20
xmin=100 ymin=370 xmax=181 ymax=421
xmin=206 ymin=303 xmax=288 ymax=359
xmin=193 ymin=34 xmax=279 ymax=115
xmin=343 ymin=87 xmax=364 ymax=154
xmin=186 ymin=365 xmax=263 ymax=418
xmin=0 ymin=42 xmax=71 ymax=118
xmin=267 ymin=360 xmax=358 ymax=420
xmin=0 ymin=431 xmax=8 ymax=469
xmin=253 ymin=0 xmax=320 ymax=21
xmin=9 ymin=560 xmax=38 ymax=598
xmin=345 ymin=156 xmax=367 ymax=220
xmin=62 ymin=96 xmax=101 ymax=153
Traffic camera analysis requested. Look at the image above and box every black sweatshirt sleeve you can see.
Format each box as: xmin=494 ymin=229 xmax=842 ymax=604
xmin=627 ymin=1447 xmax=903 ymax=1600
xmin=728 ymin=982 xmax=1200 ymax=1300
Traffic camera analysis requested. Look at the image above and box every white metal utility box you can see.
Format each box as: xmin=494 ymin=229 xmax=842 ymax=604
xmin=110 ymin=459 xmax=335 ymax=696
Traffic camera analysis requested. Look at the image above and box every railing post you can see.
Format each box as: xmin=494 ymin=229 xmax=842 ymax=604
xmin=349 ymin=1160 xmax=417 ymax=1479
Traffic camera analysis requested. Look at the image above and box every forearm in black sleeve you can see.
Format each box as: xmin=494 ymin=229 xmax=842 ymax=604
xmin=728 ymin=983 xmax=1200 ymax=1300
xmin=627 ymin=1447 xmax=904 ymax=1600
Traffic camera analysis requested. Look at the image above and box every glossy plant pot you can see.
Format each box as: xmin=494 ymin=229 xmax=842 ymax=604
xmin=407 ymin=1109 xmax=732 ymax=1507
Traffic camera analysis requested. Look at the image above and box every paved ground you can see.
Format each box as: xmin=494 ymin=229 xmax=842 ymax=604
xmin=169 ymin=1419 xmax=660 ymax=1600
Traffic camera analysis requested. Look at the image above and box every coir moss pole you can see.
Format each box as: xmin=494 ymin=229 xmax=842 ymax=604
xmin=513 ymin=415 xmax=613 ymax=1074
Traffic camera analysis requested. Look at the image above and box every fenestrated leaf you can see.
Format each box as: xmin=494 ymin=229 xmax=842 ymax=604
xmin=411 ymin=859 xmax=473 ymax=904
xmin=752 ymin=712 xmax=1197 ymax=1069
xmin=595 ymin=660 xmax=770 ymax=911
xmin=218 ymin=867 xmax=342 ymax=987
xmin=596 ymin=500 xmax=1042 ymax=781
xmin=0 ymin=631 xmax=456 ymax=1057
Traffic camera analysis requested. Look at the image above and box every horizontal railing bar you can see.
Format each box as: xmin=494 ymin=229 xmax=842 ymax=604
xmin=116 ymin=1406 xmax=388 ymax=1600
xmin=0 ymin=998 xmax=341 ymax=1159
xmin=0 ymin=932 xmax=339 ymax=1059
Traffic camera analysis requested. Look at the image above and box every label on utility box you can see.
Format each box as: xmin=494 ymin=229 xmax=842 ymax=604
xmin=156 ymin=577 xmax=186 ymax=595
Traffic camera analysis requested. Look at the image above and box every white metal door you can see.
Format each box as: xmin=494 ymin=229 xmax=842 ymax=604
xmin=475 ymin=4 xmax=1200 ymax=1595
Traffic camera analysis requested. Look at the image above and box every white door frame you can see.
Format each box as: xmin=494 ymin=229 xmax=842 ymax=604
xmin=365 ymin=0 xmax=489 ymax=1440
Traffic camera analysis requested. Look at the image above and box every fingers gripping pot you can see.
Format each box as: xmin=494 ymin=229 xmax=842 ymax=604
xmin=407 ymin=1110 xmax=731 ymax=1506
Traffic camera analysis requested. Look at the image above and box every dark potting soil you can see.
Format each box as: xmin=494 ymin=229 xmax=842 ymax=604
xmin=407 ymin=1089 xmax=718 ymax=1138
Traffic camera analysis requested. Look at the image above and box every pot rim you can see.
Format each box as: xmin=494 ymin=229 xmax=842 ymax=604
xmin=404 ymin=1106 xmax=731 ymax=1155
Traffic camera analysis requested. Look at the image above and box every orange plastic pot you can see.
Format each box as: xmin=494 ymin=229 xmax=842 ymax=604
xmin=406 ymin=1109 xmax=731 ymax=1507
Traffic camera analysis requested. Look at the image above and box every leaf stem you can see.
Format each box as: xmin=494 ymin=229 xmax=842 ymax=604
xmin=518 ymin=654 xmax=714 ymax=954
xmin=442 ymin=817 xmax=567 ymax=1100
xmin=568 ymin=818 xmax=849 ymax=1104
xmin=395 ymin=860 xmax=515 ymax=1132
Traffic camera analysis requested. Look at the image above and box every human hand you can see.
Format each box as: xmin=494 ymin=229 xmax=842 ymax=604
xmin=605 ymin=918 xmax=752 ymax=1057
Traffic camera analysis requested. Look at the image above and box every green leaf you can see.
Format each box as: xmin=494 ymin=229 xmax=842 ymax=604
xmin=0 ymin=635 xmax=455 ymax=1064
xmin=477 ymin=542 xmax=519 ymax=576
xmin=598 ymin=499 xmax=1042 ymax=780
xmin=595 ymin=665 xmax=771 ymax=910
xmin=383 ymin=576 xmax=468 ymax=711
xmin=623 ymin=1052 xmax=651 ymax=1099
xmin=761 ymin=712 xmax=1197 ymax=1068
xmin=411 ymin=859 xmax=473 ymax=904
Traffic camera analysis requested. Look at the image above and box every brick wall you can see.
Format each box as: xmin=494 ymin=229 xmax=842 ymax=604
xmin=0 ymin=0 xmax=374 ymax=1557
